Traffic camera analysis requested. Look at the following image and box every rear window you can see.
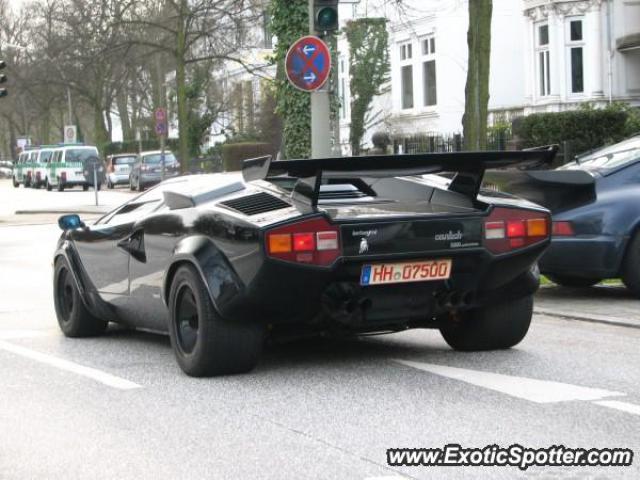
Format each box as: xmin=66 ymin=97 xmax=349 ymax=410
xmin=143 ymin=153 xmax=176 ymax=164
xmin=559 ymin=136 xmax=640 ymax=175
xmin=113 ymin=156 xmax=136 ymax=165
xmin=65 ymin=148 xmax=99 ymax=163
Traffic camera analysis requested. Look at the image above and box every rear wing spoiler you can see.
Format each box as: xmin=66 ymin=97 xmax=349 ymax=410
xmin=242 ymin=146 xmax=558 ymax=208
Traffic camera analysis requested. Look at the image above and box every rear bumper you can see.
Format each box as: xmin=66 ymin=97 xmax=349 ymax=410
xmin=213 ymin=242 xmax=547 ymax=332
xmin=140 ymin=171 xmax=180 ymax=185
xmin=108 ymin=173 xmax=130 ymax=184
xmin=539 ymin=235 xmax=625 ymax=278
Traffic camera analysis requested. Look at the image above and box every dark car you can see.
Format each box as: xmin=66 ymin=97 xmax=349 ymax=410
xmin=53 ymin=149 xmax=555 ymax=377
xmin=491 ymin=135 xmax=640 ymax=296
xmin=129 ymin=150 xmax=180 ymax=191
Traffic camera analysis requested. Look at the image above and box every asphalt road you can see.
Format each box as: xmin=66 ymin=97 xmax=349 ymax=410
xmin=1 ymin=183 xmax=639 ymax=479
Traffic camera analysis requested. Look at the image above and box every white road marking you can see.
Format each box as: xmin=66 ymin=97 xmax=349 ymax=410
xmin=392 ymin=359 xmax=624 ymax=404
xmin=593 ymin=400 xmax=640 ymax=416
xmin=0 ymin=330 xmax=52 ymax=339
xmin=0 ymin=340 xmax=142 ymax=390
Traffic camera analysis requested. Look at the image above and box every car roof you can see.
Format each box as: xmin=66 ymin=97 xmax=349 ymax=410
xmin=140 ymin=150 xmax=174 ymax=156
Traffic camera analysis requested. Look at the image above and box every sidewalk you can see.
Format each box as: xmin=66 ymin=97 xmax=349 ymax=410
xmin=535 ymin=284 xmax=640 ymax=329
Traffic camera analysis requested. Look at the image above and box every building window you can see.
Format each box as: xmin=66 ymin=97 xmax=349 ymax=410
xmin=421 ymin=36 xmax=437 ymax=106
xmin=401 ymin=65 xmax=414 ymax=109
xmin=536 ymin=24 xmax=551 ymax=96
xmin=399 ymin=41 xmax=414 ymax=109
xmin=566 ymin=18 xmax=584 ymax=94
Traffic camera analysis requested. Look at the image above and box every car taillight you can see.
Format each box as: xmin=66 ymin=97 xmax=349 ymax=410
xmin=483 ymin=207 xmax=550 ymax=254
xmin=552 ymin=221 xmax=574 ymax=236
xmin=265 ymin=217 xmax=341 ymax=266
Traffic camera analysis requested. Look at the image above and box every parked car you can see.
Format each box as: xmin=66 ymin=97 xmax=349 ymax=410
xmin=44 ymin=145 xmax=103 ymax=191
xmin=492 ymin=135 xmax=640 ymax=297
xmin=106 ymin=153 xmax=137 ymax=188
xmin=0 ymin=160 xmax=13 ymax=178
xmin=129 ymin=150 xmax=180 ymax=191
xmin=53 ymin=148 xmax=556 ymax=376
xmin=12 ymin=149 xmax=37 ymax=187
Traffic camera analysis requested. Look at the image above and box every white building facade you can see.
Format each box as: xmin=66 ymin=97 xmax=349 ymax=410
xmin=336 ymin=0 xmax=640 ymax=154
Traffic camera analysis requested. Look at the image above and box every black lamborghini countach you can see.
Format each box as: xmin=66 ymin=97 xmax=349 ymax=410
xmin=53 ymin=149 xmax=556 ymax=376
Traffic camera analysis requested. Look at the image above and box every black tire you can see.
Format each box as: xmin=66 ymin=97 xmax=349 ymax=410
xmin=12 ymin=176 xmax=19 ymax=188
xmin=546 ymin=274 xmax=600 ymax=288
xmin=82 ymin=184 xmax=89 ymax=191
xmin=137 ymin=177 xmax=145 ymax=192
xmin=440 ymin=295 xmax=533 ymax=351
xmin=621 ymin=233 xmax=640 ymax=298
xmin=168 ymin=264 xmax=263 ymax=376
xmin=53 ymin=257 xmax=108 ymax=337
xmin=33 ymin=181 xmax=41 ymax=189
xmin=46 ymin=178 xmax=52 ymax=191
xmin=57 ymin=178 xmax=64 ymax=192
xmin=107 ymin=179 xmax=114 ymax=189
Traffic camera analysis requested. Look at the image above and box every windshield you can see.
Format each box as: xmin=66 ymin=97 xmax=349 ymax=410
xmin=558 ymin=136 xmax=640 ymax=174
xmin=66 ymin=148 xmax=99 ymax=163
xmin=143 ymin=153 xmax=176 ymax=164
xmin=113 ymin=156 xmax=136 ymax=165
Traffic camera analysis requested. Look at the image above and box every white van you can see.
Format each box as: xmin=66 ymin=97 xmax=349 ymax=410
xmin=12 ymin=149 xmax=37 ymax=187
xmin=45 ymin=145 xmax=101 ymax=191
xmin=32 ymin=147 xmax=55 ymax=189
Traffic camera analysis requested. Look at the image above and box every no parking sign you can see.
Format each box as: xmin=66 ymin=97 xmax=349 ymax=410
xmin=285 ymin=36 xmax=332 ymax=92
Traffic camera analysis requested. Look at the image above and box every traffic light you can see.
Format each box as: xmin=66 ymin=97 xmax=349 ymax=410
xmin=314 ymin=0 xmax=338 ymax=34
xmin=0 ymin=60 xmax=7 ymax=98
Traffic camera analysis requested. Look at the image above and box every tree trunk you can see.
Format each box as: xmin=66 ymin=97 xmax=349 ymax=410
xmin=176 ymin=5 xmax=190 ymax=173
xmin=93 ymin=103 xmax=110 ymax=148
xmin=462 ymin=0 xmax=492 ymax=151
xmin=116 ymin=90 xmax=132 ymax=141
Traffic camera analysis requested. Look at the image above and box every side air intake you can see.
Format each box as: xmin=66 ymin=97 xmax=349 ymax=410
xmin=220 ymin=192 xmax=291 ymax=215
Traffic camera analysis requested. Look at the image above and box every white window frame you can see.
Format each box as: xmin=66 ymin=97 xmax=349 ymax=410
xmin=398 ymin=41 xmax=414 ymax=110
xmin=420 ymin=35 xmax=437 ymax=108
xmin=536 ymin=23 xmax=551 ymax=97
xmin=565 ymin=17 xmax=585 ymax=95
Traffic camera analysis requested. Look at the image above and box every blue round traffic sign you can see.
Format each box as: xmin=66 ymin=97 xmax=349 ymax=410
xmin=285 ymin=36 xmax=332 ymax=92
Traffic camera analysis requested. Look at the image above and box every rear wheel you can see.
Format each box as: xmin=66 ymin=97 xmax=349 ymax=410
xmin=439 ymin=295 xmax=533 ymax=351
xmin=621 ymin=233 xmax=640 ymax=298
xmin=12 ymin=176 xmax=19 ymax=188
xmin=546 ymin=274 xmax=600 ymax=288
xmin=57 ymin=178 xmax=64 ymax=192
xmin=107 ymin=178 xmax=114 ymax=189
xmin=168 ymin=264 xmax=263 ymax=376
xmin=53 ymin=257 xmax=108 ymax=337
xmin=46 ymin=178 xmax=52 ymax=191
xmin=82 ymin=184 xmax=89 ymax=191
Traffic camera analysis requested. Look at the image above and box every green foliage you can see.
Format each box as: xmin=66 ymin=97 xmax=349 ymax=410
xmin=185 ymin=66 xmax=218 ymax=158
xmin=514 ymin=105 xmax=633 ymax=155
xmin=345 ymin=18 xmax=390 ymax=155
xmin=269 ymin=0 xmax=310 ymax=159
xmin=221 ymin=142 xmax=273 ymax=171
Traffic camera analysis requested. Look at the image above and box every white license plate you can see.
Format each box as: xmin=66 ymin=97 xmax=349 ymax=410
xmin=360 ymin=259 xmax=452 ymax=286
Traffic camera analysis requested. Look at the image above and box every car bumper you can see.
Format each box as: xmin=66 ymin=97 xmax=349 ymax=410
xmin=539 ymin=235 xmax=626 ymax=278
xmin=140 ymin=171 xmax=180 ymax=185
xmin=108 ymin=173 xmax=130 ymax=184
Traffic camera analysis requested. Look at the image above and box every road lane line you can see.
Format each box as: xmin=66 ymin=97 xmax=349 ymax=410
xmin=593 ymin=400 xmax=640 ymax=416
xmin=392 ymin=359 xmax=624 ymax=404
xmin=0 ymin=340 xmax=141 ymax=390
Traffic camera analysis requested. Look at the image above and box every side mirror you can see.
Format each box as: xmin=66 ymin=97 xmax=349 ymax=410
xmin=58 ymin=214 xmax=84 ymax=231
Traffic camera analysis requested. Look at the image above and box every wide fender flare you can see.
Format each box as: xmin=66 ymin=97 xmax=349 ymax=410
xmin=162 ymin=235 xmax=244 ymax=317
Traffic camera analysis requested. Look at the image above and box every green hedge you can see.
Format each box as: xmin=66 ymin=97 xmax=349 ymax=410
xmin=514 ymin=105 xmax=636 ymax=156
xmin=221 ymin=142 xmax=273 ymax=171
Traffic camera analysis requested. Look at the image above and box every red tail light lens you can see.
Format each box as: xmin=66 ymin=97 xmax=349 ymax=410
xmin=266 ymin=217 xmax=341 ymax=266
xmin=483 ymin=207 xmax=550 ymax=254
xmin=552 ymin=221 xmax=574 ymax=236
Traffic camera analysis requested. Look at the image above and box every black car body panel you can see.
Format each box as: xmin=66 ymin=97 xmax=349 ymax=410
xmin=55 ymin=149 xmax=556 ymax=336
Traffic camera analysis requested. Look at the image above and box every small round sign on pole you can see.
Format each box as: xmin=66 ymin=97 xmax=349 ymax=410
xmin=285 ymin=36 xmax=332 ymax=92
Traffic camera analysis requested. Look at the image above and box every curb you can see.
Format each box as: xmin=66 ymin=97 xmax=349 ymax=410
xmin=535 ymin=307 xmax=640 ymax=330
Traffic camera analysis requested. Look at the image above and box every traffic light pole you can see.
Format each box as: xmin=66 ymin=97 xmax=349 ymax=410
xmin=309 ymin=0 xmax=332 ymax=159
